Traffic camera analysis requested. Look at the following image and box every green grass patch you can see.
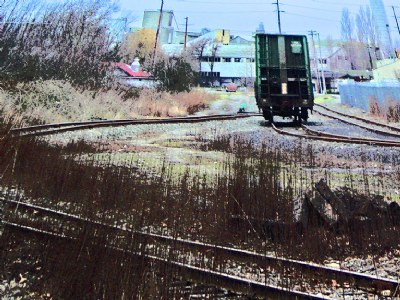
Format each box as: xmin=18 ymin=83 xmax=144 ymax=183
xmin=314 ymin=94 xmax=338 ymax=104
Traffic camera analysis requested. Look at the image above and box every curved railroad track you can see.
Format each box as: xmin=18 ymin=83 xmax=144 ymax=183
xmin=10 ymin=113 xmax=262 ymax=137
xmin=2 ymin=197 xmax=399 ymax=299
xmin=314 ymin=104 xmax=400 ymax=139
xmin=272 ymin=123 xmax=400 ymax=147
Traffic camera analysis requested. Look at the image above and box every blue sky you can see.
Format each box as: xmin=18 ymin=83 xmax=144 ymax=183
xmin=123 ymin=0 xmax=400 ymax=42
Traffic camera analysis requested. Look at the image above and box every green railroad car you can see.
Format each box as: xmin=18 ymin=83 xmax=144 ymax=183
xmin=255 ymin=33 xmax=314 ymax=123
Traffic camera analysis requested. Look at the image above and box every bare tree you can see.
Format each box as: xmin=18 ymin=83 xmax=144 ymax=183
xmin=356 ymin=7 xmax=369 ymax=44
xmin=341 ymin=8 xmax=357 ymax=70
xmin=207 ymin=40 xmax=221 ymax=85
xmin=187 ymin=38 xmax=212 ymax=74
xmin=0 ymin=0 xmax=122 ymax=88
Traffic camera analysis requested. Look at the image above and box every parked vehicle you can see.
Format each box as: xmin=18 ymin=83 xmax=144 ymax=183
xmin=225 ymin=82 xmax=238 ymax=92
xmin=254 ymin=33 xmax=314 ymax=123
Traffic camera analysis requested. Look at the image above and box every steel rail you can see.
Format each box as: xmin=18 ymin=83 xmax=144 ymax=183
xmin=3 ymin=220 xmax=328 ymax=300
xmin=2 ymin=197 xmax=399 ymax=297
xmin=272 ymin=123 xmax=400 ymax=147
xmin=315 ymin=103 xmax=400 ymax=133
xmin=301 ymin=124 xmax=400 ymax=147
xmin=314 ymin=105 xmax=400 ymax=139
xmin=10 ymin=113 xmax=262 ymax=137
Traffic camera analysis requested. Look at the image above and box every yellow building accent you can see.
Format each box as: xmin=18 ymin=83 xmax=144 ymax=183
xmin=214 ymin=29 xmax=230 ymax=45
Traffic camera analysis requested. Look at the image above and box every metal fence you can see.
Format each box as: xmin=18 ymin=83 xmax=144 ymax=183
xmin=339 ymin=80 xmax=400 ymax=112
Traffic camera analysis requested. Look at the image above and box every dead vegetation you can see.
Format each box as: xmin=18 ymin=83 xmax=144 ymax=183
xmin=1 ymin=122 xmax=399 ymax=298
xmin=0 ymin=81 xmax=212 ymax=125
xmin=369 ymin=96 xmax=400 ymax=123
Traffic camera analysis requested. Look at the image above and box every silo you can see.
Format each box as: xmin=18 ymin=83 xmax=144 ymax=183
xmin=142 ymin=10 xmax=173 ymax=29
xmin=142 ymin=10 xmax=174 ymax=44
xmin=369 ymin=0 xmax=393 ymax=58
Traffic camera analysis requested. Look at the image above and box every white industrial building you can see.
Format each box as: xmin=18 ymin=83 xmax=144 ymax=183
xmin=139 ymin=9 xmax=256 ymax=86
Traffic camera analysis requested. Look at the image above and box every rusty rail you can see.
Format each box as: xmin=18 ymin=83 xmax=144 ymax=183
xmin=10 ymin=113 xmax=262 ymax=137
xmin=314 ymin=104 xmax=400 ymax=139
xmin=315 ymin=103 xmax=400 ymax=133
xmin=272 ymin=123 xmax=400 ymax=147
xmin=2 ymin=197 xmax=399 ymax=298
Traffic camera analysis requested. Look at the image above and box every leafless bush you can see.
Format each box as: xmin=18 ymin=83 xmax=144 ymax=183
xmin=0 ymin=0 xmax=121 ymax=89
xmin=368 ymin=95 xmax=381 ymax=116
xmin=384 ymin=98 xmax=400 ymax=123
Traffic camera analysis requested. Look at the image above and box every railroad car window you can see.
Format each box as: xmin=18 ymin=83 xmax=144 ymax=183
xmin=291 ymin=41 xmax=302 ymax=54
xmin=223 ymin=57 xmax=232 ymax=62
xmin=234 ymin=58 xmax=241 ymax=62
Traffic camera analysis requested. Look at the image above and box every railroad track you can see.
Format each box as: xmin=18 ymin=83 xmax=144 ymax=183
xmin=272 ymin=123 xmax=400 ymax=147
xmin=314 ymin=104 xmax=400 ymax=139
xmin=2 ymin=197 xmax=399 ymax=299
xmin=10 ymin=113 xmax=262 ymax=137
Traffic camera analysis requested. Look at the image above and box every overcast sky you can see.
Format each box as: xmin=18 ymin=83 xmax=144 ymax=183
xmin=122 ymin=0 xmax=399 ymax=42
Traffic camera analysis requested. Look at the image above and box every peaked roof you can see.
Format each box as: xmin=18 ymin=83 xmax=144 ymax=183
xmin=114 ymin=62 xmax=151 ymax=78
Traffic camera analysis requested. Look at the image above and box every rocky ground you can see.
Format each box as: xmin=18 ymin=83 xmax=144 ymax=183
xmin=2 ymin=90 xmax=400 ymax=299
xmin=46 ymin=91 xmax=400 ymax=202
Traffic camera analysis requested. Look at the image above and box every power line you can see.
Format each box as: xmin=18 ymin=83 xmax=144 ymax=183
xmin=285 ymin=12 xmax=339 ymax=23
xmin=281 ymin=3 xmax=343 ymax=13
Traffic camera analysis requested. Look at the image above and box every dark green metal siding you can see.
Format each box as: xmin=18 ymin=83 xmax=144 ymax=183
xmin=255 ymin=33 xmax=314 ymax=110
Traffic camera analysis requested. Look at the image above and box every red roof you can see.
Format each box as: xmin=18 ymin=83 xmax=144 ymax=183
xmin=114 ymin=62 xmax=151 ymax=79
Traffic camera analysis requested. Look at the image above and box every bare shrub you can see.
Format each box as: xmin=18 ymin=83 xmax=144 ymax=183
xmin=0 ymin=0 xmax=121 ymax=89
xmin=384 ymin=98 xmax=400 ymax=123
xmin=368 ymin=96 xmax=381 ymax=116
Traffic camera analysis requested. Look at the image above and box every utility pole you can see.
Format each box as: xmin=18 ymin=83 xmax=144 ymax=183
xmin=152 ymin=0 xmax=164 ymax=67
xmin=184 ymin=17 xmax=188 ymax=49
xmin=367 ymin=45 xmax=374 ymax=70
xmin=308 ymin=30 xmax=320 ymax=94
xmin=316 ymin=33 xmax=326 ymax=94
xmin=393 ymin=6 xmax=400 ymax=37
xmin=272 ymin=0 xmax=284 ymax=34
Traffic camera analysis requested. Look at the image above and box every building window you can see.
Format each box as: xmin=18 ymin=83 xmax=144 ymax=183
xmin=319 ymin=59 xmax=327 ymax=64
xmin=223 ymin=57 xmax=231 ymax=62
xmin=234 ymin=58 xmax=241 ymax=62
xmin=199 ymin=71 xmax=220 ymax=77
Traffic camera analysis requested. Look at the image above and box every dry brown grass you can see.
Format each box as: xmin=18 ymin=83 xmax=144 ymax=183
xmin=132 ymin=89 xmax=212 ymax=117
xmin=0 ymin=81 xmax=212 ymax=125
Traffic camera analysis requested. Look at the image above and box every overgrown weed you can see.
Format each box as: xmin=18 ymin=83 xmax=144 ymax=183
xmin=0 ymin=81 xmax=212 ymax=125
